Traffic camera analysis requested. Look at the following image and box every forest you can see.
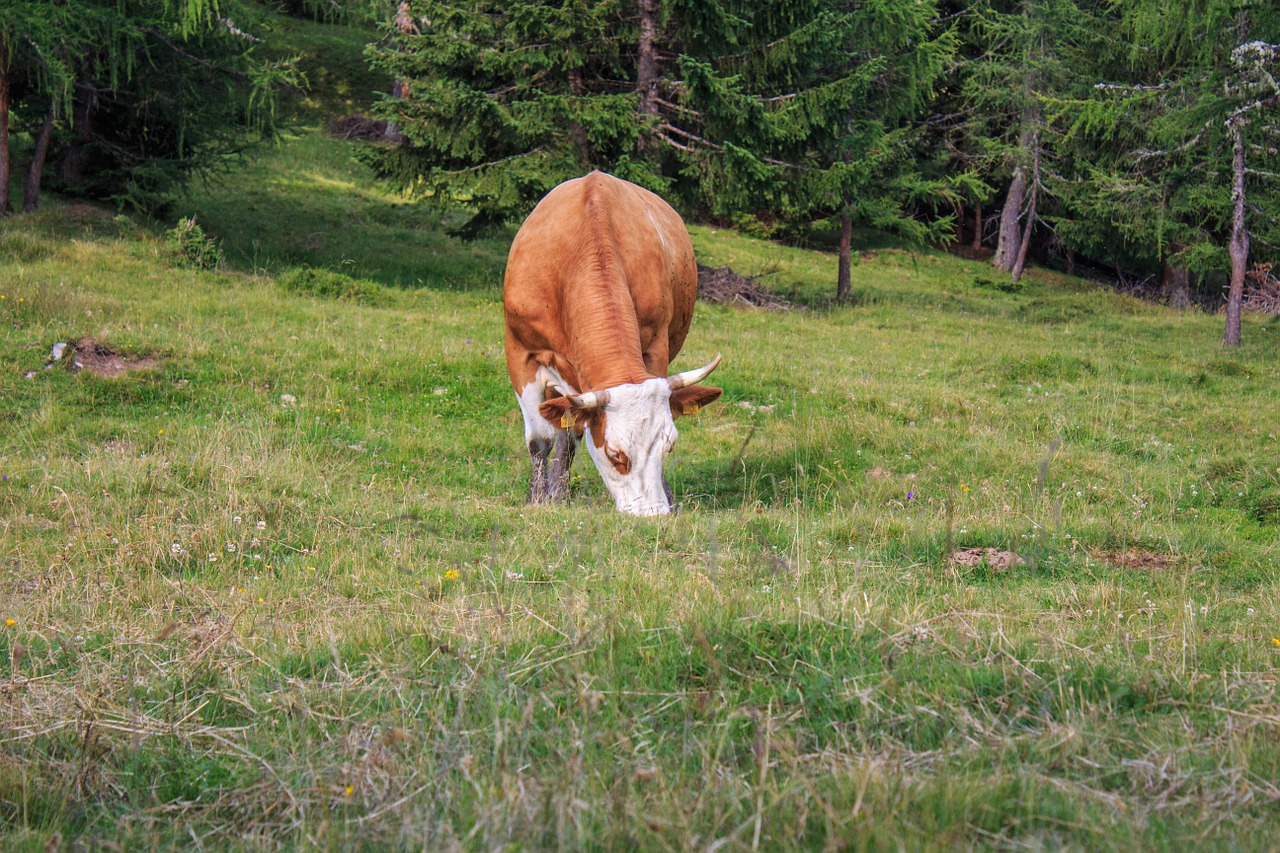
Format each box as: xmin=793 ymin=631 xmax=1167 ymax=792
xmin=5 ymin=0 xmax=1279 ymax=344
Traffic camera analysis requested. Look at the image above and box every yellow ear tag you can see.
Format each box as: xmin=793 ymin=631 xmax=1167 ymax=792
xmin=561 ymin=413 xmax=573 ymax=429
xmin=684 ymin=403 xmax=700 ymax=415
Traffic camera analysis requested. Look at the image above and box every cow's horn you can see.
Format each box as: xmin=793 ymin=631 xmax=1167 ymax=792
xmin=668 ymin=354 xmax=722 ymax=390
xmin=538 ymin=365 xmax=609 ymax=409
xmin=538 ymin=365 xmax=577 ymax=397
xmin=566 ymin=389 xmax=609 ymax=409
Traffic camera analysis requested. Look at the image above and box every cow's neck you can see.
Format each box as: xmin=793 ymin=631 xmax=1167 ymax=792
xmin=563 ymin=275 xmax=655 ymax=391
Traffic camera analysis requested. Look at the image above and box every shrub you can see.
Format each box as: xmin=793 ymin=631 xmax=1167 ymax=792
xmin=166 ymin=216 xmax=224 ymax=270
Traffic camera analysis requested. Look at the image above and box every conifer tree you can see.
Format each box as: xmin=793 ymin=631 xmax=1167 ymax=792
xmin=370 ymin=0 xmax=957 ymax=297
xmin=674 ymin=0 xmax=958 ymax=299
xmin=1061 ymin=1 xmax=1280 ymax=342
xmin=952 ymin=0 xmax=1100 ymax=282
xmin=0 ymin=0 xmax=298 ymax=214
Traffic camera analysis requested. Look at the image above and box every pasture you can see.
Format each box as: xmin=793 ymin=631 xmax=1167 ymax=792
xmin=3 ymin=43 xmax=1280 ymax=851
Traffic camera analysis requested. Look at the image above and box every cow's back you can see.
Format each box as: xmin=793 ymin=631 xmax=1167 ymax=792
xmin=503 ymin=172 xmax=696 ymax=392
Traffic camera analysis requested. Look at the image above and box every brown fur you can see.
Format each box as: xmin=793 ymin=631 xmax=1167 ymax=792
xmin=503 ymin=172 xmax=699 ymax=404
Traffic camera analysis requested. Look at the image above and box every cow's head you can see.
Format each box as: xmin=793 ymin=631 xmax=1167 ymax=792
xmin=539 ymin=357 xmax=722 ymax=516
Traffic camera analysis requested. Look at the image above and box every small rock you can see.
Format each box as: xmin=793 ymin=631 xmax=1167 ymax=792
xmin=280 ymin=393 xmax=297 ymax=407
xmin=51 ymin=342 xmax=68 ymax=361
xmin=24 ymin=371 xmax=36 ymax=379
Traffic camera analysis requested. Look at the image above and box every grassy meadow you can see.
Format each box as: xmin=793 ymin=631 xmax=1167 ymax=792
xmin=4 ymin=18 xmax=1280 ymax=852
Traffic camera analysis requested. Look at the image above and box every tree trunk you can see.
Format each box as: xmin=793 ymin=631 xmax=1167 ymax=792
xmin=1010 ymin=136 xmax=1040 ymax=283
xmin=0 ymin=43 xmax=12 ymax=216
xmin=57 ymin=84 xmax=95 ymax=187
xmin=993 ymin=167 xmax=1025 ymax=272
xmin=23 ymin=101 xmax=57 ymax=213
xmin=1224 ymin=117 xmax=1248 ymax=347
xmin=635 ymin=0 xmax=660 ymax=151
xmin=1162 ymin=260 xmax=1190 ymax=310
xmin=836 ymin=213 xmax=853 ymax=302
xmin=381 ymin=2 xmax=414 ymax=143
xmin=971 ymin=203 xmax=982 ymax=250
xmin=567 ymin=67 xmax=593 ymax=164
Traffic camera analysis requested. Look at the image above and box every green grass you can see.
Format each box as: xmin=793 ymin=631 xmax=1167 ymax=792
xmin=3 ymin=13 xmax=1280 ymax=852
xmin=3 ymin=179 xmax=1279 ymax=850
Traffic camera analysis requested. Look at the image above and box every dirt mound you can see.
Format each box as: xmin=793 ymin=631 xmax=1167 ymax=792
xmin=949 ymin=244 xmax=995 ymax=262
xmin=67 ymin=338 xmax=158 ymax=378
xmin=697 ymin=264 xmax=792 ymax=310
xmin=327 ymin=115 xmax=394 ymax=141
xmin=950 ymin=548 xmax=1026 ymax=573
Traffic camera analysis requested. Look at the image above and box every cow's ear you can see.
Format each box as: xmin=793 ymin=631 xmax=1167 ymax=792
xmin=540 ymin=396 xmax=588 ymax=432
xmin=670 ymin=385 xmax=722 ymax=418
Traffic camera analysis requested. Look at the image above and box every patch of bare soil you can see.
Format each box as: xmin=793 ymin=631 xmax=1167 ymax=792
xmin=67 ymin=338 xmax=158 ymax=378
xmin=327 ymin=115 xmax=393 ymax=141
xmin=697 ymin=264 xmax=793 ymax=310
xmin=1094 ymin=550 xmax=1175 ymax=571
xmin=950 ymin=548 xmax=1026 ymax=573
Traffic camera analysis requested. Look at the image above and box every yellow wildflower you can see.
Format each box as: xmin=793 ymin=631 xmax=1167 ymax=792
xmin=443 ymin=569 xmax=460 ymax=581
xmin=344 ymin=785 xmax=354 ymax=796
xmin=4 ymin=619 xmax=15 ymax=627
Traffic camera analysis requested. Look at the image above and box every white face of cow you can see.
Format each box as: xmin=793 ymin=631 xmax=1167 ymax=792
xmin=537 ymin=356 xmax=721 ymax=517
xmin=582 ymin=378 xmax=679 ymax=516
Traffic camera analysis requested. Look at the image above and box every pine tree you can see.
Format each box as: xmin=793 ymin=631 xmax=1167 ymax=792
xmin=674 ymin=0 xmax=958 ymax=299
xmin=369 ymin=0 xmax=957 ymax=298
xmin=1059 ymin=1 xmax=1280 ymax=342
xmin=0 ymin=1 xmax=298 ymax=215
xmin=953 ymin=0 xmax=1101 ymax=283
xmin=365 ymin=0 xmax=650 ymax=234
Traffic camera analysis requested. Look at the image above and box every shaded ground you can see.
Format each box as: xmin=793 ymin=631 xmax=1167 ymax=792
xmin=327 ymin=115 xmax=392 ymax=141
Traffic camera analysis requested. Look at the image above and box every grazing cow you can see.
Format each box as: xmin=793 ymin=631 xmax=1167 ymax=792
xmin=503 ymin=171 xmax=722 ymax=516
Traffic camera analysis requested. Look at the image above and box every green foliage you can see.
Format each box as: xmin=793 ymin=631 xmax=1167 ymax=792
xmin=1047 ymin=1 xmax=1280 ymax=289
xmin=165 ymin=216 xmax=224 ymax=270
xmin=364 ymin=0 xmax=642 ymax=232
xmin=2 ymin=0 xmax=304 ymax=214
xmin=364 ymin=0 xmax=956 ymax=254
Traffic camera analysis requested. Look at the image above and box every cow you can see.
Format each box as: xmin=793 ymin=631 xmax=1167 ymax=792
xmin=503 ymin=171 xmax=723 ymax=516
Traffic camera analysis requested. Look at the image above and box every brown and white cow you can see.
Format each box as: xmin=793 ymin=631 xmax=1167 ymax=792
xmin=503 ymin=172 xmax=722 ymax=516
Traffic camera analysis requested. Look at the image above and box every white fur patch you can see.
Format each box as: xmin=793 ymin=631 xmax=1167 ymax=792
xmin=645 ymin=208 xmax=668 ymax=252
xmin=582 ymin=377 xmax=677 ymax=516
xmin=516 ymin=381 xmax=556 ymax=444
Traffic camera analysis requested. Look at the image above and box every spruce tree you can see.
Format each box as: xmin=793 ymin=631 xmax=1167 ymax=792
xmin=1060 ymin=1 xmax=1280 ymax=342
xmin=0 ymin=1 xmax=298 ymax=214
xmin=950 ymin=0 xmax=1101 ymax=283
xmin=369 ymin=0 xmax=957 ymax=298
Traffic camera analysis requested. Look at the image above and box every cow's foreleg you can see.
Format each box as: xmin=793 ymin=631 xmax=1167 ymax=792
xmin=527 ymin=437 xmax=555 ymax=503
xmin=547 ymin=428 xmax=578 ymax=501
xmin=517 ymin=380 xmax=569 ymax=504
